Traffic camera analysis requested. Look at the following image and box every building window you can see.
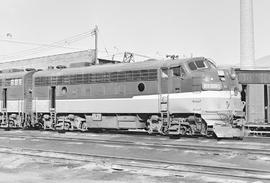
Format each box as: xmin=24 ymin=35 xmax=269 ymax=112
xmin=5 ymin=78 xmax=23 ymax=86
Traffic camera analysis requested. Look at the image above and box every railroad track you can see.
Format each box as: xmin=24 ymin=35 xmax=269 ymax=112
xmin=0 ymin=145 xmax=269 ymax=181
xmin=0 ymin=132 xmax=270 ymax=156
xmin=244 ymin=136 xmax=270 ymax=143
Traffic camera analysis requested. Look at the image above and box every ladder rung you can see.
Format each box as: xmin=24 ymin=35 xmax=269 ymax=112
xmin=159 ymin=94 xmax=170 ymax=128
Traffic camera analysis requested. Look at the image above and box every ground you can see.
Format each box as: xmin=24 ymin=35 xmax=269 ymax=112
xmin=0 ymin=130 xmax=269 ymax=183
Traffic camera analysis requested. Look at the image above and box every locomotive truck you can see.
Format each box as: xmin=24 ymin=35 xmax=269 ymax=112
xmin=0 ymin=57 xmax=245 ymax=138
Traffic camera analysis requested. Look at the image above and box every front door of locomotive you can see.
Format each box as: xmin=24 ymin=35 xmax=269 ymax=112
xmin=49 ymin=86 xmax=56 ymax=124
xmin=2 ymin=88 xmax=7 ymax=110
xmin=159 ymin=68 xmax=169 ymax=94
xmin=158 ymin=66 xmax=183 ymax=125
xmin=49 ymin=86 xmax=56 ymax=110
xmin=170 ymin=66 xmax=184 ymax=93
xmin=159 ymin=66 xmax=184 ymax=94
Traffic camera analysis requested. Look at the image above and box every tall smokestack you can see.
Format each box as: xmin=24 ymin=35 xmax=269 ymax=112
xmin=240 ymin=0 xmax=255 ymax=70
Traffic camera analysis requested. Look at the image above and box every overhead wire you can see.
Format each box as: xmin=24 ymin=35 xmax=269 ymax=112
xmin=0 ymin=29 xmax=95 ymax=61
xmin=0 ymin=39 xmax=82 ymax=51
xmin=7 ymin=31 xmax=94 ymax=58
xmin=132 ymin=53 xmax=152 ymax=59
xmin=0 ymin=28 xmax=155 ymax=62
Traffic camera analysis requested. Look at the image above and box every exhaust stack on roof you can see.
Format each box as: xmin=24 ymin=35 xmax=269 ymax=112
xmin=240 ymin=0 xmax=255 ymax=70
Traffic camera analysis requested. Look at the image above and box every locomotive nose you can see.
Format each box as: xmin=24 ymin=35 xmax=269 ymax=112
xmin=201 ymin=71 xmax=223 ymax=91
xmin=203 ymin=75 xmax=214 ymax=82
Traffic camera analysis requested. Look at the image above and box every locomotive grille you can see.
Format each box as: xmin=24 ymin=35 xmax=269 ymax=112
xmin=34 ymin=69 xmax=158 ymax=86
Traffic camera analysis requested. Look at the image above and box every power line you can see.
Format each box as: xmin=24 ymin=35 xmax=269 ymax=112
xmin=0 ymin=29 xmax=95 ymax=61
xmin=0 ymin=39 xmax=82 ymax=51
xmin=0 ymin=28 xmax=155 ymax=62
xmin=132 ymin=53 xmax=152 ymax=59
xmin=11 ymin=31 xmax=94 ymax=56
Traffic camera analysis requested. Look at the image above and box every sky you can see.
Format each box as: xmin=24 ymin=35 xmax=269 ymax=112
xmin=0 ymin=0 xmax=270 ymax=65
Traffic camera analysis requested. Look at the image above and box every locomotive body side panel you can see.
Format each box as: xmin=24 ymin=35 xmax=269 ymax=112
xmin=32 ymin=90 xmax=243 ymax=114
xmin=33 ymin=81 xmax=158 ymax=100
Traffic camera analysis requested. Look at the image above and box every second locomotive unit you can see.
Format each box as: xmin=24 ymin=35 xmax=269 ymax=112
xmin=0 ymin=57 xmax=245 ymax=138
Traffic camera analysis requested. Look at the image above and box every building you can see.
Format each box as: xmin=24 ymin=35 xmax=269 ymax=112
xmin=236 ymin=56 xmax=270 ymax=135
xmin=0 ymin=50 xmax=120 ymax=71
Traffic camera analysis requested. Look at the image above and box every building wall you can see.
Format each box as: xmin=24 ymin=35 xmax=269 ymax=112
xmin=247 ymin=84 xmax=265 ymax=123
xmin=236 ymin=69 xmax=270 ymax=124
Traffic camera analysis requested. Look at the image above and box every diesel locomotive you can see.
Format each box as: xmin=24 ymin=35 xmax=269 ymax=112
xmin=0 ymin=57 xmax=245 ymax=138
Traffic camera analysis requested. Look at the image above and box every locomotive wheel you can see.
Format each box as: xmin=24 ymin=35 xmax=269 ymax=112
xmin=147 ymin=115 xmax=163 ymax=134
xmin=200 ymin=121 xmax=207 ymax=136
xmin=162 ymin=126 xmax=169 ymax=135
xmin=4 ymin=126 xmax=10 ymax=131
xmin=185 ymin=126 xmax=193 ymax=136
xmin=169 ymin=134 xmax=180 ymax=139
xmin=35 ymin=123 xmax=44 ymax=131
xmin=7 ymin=120 xmax=15 ymax=127
xmin=64 ymin=122 xmax=71 ymax=131
xmin=180 ymin=126 xmax=187 ymax=135
xmin=80 ymin=122 xmax=88 ymax=132
xmin=58 ymin=129 xmax=66 ymax=133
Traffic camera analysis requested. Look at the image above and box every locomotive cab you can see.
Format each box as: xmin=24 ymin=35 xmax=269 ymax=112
xmin=159 ymin=64 xmax=186 ymax=93
xmin=187 ymin=59 xmax=222 ymax=92
xmin=165 ymin=59 xmax=245 ymax=138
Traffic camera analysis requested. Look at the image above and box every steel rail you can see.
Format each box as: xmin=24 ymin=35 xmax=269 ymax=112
xmin=0 ymin=146 xmax=269 ymax=181
xmin=0 ymin=133 xmax=270 ymax=156
xmin=2 ymin=128 xmax=270 ymax=142
xmin=244 ymin=136 xmax=270 ymax=142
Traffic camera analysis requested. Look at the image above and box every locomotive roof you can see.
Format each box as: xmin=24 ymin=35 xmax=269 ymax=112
xmin=33 ymin=57 xmax=207 ymax=77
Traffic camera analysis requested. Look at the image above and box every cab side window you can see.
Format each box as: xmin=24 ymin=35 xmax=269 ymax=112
xmin=188 ymin=62 xmax=197 ymax=70
xmin=161 ymin=68 xmax=169 ymax=78
xmin=172 ymin=66 xmax=185 ymax=77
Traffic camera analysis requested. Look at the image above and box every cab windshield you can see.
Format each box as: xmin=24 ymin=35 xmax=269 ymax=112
xmin=188 ymin=60 xmax=208 ymax=71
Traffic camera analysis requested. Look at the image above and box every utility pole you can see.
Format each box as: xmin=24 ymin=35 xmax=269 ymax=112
xmin=94 ymin=25 xmax=99 ymax=65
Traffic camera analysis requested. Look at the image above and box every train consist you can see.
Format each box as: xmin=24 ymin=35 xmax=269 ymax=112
xmin=0 ymin=57 xmax=245 ymax=138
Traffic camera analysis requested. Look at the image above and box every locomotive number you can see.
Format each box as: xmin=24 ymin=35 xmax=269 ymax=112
xmin=92 ymin=113 xmax=102 ymax=121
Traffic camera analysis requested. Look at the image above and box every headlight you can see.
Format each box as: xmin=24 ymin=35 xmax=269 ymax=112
xmin=217 ymin=70 xmax=225 ymax=76
xmin=202 ymin=83 xmax=222 ymax=90
xmin=230 ymin=73 xmax=236 ymax=80
xmin=203 ymin=76 xmax=214 ymax=82
xmin=232 ymin=87 xmax=239 ymax=96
